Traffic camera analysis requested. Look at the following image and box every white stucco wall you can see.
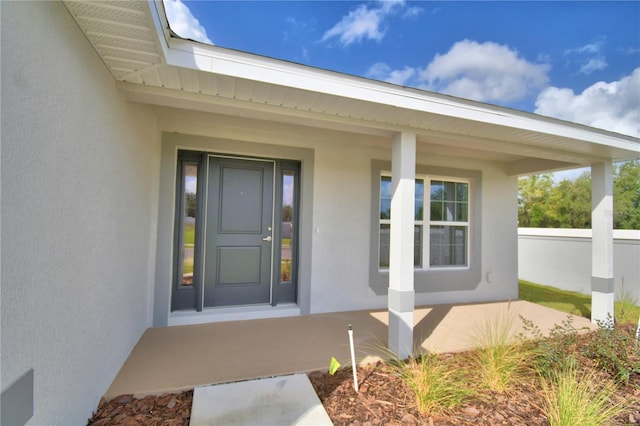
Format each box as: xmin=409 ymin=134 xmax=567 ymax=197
xmin=154 ymin=108 xmax=519 ymax=324
xmin=518 ymin=228 xmax=640 ymax=301
xmin=1 ymin=2 xmax=159 ymax=424
xmin=310 ymin=142 xmax=519 ymax=313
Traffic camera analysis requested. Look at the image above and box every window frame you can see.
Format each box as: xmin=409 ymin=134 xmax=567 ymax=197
xmin=427 ymin=178 xmax=470 ymax=269
xmin=378 ymin=173 xmax=471 ymax=271
xmin=171 ymin=150 xmax=207 ymax=311
xmin=369 ymin=160 xmax=482 ymax=295
xmin=171 ymin=150 xmax=301 ymax=311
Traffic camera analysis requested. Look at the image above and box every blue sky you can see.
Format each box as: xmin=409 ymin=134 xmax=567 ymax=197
xmin=164 ymin=0 xmax=640 ymax=144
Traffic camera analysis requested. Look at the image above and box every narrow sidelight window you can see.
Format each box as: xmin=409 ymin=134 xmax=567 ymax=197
xmin=273 ymin=161 xmax=300 ymax=305
xmin=172 ymin=151 xmax=205 ymax=311
xmin=180 ymin=164 xmax=198 ymax=286
xmin=280 ymin=172 xmax=295 ymax=283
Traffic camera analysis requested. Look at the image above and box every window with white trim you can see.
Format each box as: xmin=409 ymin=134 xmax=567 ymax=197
xmin=379 ymin=174 xmax=470 ymax=270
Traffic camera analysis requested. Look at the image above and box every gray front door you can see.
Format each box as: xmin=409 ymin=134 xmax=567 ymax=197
xmin=203 ymin=156 xmax=274 ymax=307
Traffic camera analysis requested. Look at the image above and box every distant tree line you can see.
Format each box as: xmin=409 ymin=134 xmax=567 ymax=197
xmin=518 ymin=160 xmax=640 ymax=229
xmin=185 ymin=193 xmax=197 ymax=218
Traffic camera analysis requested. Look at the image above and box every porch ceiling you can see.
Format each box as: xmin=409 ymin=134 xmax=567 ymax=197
xmin=64 ymin=1 xmax=640 ymax=175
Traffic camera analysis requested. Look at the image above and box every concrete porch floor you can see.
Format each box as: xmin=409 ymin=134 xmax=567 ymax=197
xmin=105 ymin=300 xmax=596 ymax=399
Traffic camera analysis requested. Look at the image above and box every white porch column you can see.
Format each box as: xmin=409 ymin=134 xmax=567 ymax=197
xmin=388 ymin=132 xmax=416 ymax=359
xmin=591 ymin=161 xmax=615 ymax=324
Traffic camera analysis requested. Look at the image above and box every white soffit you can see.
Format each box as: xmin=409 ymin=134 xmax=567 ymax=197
xmin=64 ymin=1 xmax=164 ymax=80
xmin=64 ymin=1 xmax=639 ymax=166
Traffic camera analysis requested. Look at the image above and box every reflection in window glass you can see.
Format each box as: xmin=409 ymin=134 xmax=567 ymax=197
xmin=380 ymin=177 xmax=424 ymax=220
xmin=430 ymin=181 xmax=468 ymax=223
xmin=379 ymin=176 xmax=425 ymax=269
xmin=281 ymin=172 xmax=294 ymax=282
xmin=429 ymin=225 xmax=467 ymax=266
xmin=430 ymin=180 xmax=468 ymax=267
xmin=380 ymin=176 xmax=391 ymax=219
xmin=181 ymin=164 xmax=197 ymax=286
xmin=378 ymin=224 xmax=422 ymax=268
xmin=415 ymin=179 xmax=424 ymax=220
xmin=379 ymin=174 xmax=470 ymax=270
xmin=414 ymin=225 xmax=422 ymax=267
xmin=379 ymin=224 xmax=390 ymax=268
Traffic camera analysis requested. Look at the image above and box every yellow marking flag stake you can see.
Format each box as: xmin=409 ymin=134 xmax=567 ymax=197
xmin=329 ymin=356 xmax=341 ymax=375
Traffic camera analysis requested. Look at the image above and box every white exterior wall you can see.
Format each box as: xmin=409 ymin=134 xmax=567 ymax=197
xmin=154 ymin=109 xmax=519 ymax=323
xmin=310 ymin=140 xmax=377 ymax=312
xmin=518 ymin=228 xmax=640 ymax=301
xmin=310 ymin=143 xmax=519 ymax=313
xmin=1 ymin=2 xmax=159 ymax=424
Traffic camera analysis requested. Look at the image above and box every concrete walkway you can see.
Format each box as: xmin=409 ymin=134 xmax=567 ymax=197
xmin=106 ymin=300 xmax=596 ymax=399
xmin=190 ymin=374 xmax=332 ymax=425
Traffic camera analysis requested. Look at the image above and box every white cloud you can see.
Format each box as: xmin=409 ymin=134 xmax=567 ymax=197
xmin=321 ymin=0 xmax=406 ymax=46
xmin=535 ymin=67 xmax=640 ymax=137
xmin=366 ymin=62 xmax=416 ymax=85
xmin=417 ymin=40 xmax=550 ymax=103
xmin=365 ymin=40 xmax=550 ymax=104
xmin=578 ymin=57 xmax=608 ymax=75
xmin=565 ymin=39 xmax=605 ymax=55
xmin=620 ymin=46 xmax=640 ymax=55
xmin=565 ymin=38 xmax=608 ymax=75
xmin=301 ymin=47 xmax=310 ymax=62
xmin=163 ymin=0 xmax=212 ymax=45
xmin=366 ymin=62 xmax=391 ymax=79
xmin=402 ymin=6 xmax=424 ymax=19
xmin=378 ymin=0 xmax=405 ymax=14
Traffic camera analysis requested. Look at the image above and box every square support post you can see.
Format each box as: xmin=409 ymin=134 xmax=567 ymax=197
xmin=591 ymin=161 xmax=615 ymax=324
xmin=388 ymin=132 xmax=416 ymax=359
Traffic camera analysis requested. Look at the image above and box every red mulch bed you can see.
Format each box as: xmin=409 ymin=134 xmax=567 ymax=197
xmin=88 ymin=393 xmax=192 ymax=426
xmin=310 ymin=360 xmax=640 ymax=425
xmin=88 ymin=364 xmax=639 ymax=425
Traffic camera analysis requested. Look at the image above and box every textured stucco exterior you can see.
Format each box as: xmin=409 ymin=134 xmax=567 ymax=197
xmin=2 ymin=1 xmax=633 ymax=424
xmin=518 ymin=228 xmax=640 ymax=302
xmin=1 ymin=2 xmax=159 ymax=424
xmin=154 ymin=112 xmax=519 ymax=326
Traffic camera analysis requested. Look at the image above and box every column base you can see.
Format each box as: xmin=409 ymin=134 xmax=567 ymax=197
xmin=388 ymin=309 xmax=414 ymax=359
xmin=591 ymin=289 xmax=615 ymax=325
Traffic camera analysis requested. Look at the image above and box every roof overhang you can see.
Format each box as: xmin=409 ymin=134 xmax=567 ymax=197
xmin=64 ymin=0 xmax=639 ymax=175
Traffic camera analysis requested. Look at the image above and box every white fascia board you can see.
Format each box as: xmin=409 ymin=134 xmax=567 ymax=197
xmin=145 ymin=0 xmax=172 ymax=63
xmin=170 ymin=41 xmax=640 ymax=151
xmin=147 ymin=2 xmax=640 ymax=154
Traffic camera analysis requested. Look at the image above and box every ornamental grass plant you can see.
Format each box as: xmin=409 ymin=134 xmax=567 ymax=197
xmin=469 ymin=308 xmax=535 ymax=392
xmin=614 ymin=288 xmax=640 ymax=325
xmin=395 ymin=352 xmax=473 ymax=415
xmin=541 ymin=366 xmax=623 ymax=426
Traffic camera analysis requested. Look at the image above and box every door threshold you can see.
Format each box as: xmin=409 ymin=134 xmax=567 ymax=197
xmin=168 ymin=304 xmax=300 ymax=326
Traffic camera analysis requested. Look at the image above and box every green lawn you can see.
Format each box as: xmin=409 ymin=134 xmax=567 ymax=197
xmin=184 ymin=223 xmax=195 ymax=246
xmin=519 ymin=280 xmax=640 ymax=325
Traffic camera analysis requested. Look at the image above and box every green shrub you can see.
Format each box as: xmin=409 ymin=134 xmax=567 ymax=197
xmin=583 ymin=315 xmax=640 ymax=384
xmin=519 ymin=315 xmax=586 ymax=378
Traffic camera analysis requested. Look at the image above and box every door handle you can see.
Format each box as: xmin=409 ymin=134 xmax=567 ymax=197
xmin=262 ymin=236 xmax=272 ymax=242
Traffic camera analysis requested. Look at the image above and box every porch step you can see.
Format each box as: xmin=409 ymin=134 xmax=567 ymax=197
xmin=189 ymin=373 xmax=332 ymax=426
